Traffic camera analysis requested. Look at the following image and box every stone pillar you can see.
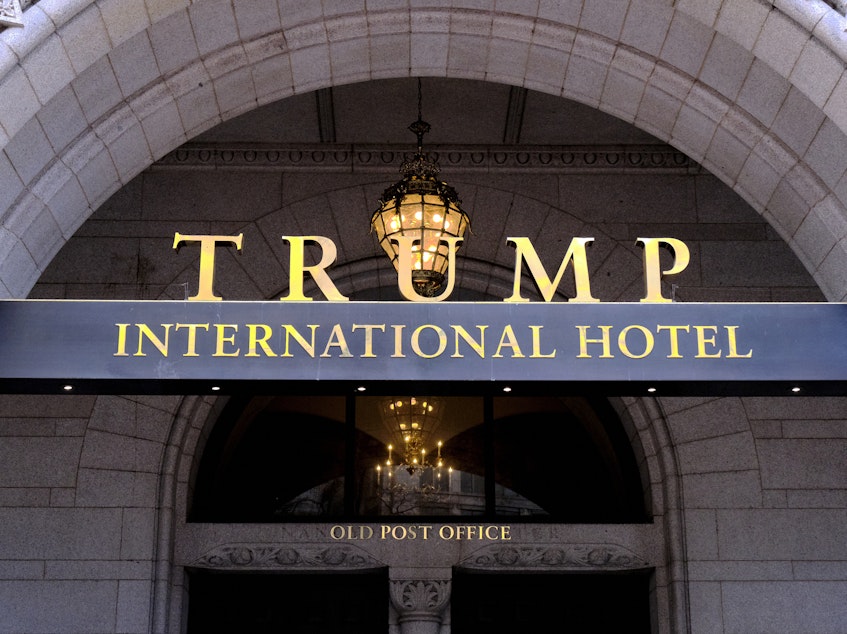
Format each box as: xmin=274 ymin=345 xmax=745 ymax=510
xmin=389 ymin=579 xmax=450 ymax=634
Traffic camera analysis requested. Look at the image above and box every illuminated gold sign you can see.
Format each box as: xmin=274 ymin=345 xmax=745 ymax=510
xmin=113 ymin=320 xmax=752 ymax=361
xmin=1 ymin=299 xmax=844 ymax=393
xmin=1 ymin=230 xmax=840 ymax=395
xmin=173 ymin=233 xmax=689 ymax=303
xmin=5 ymin=233 xmax=842 ymax=395
xmin=329 ymin=524 xmax=512 ymax=541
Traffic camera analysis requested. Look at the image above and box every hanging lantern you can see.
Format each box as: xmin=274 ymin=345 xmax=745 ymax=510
xmin=371 ymin=82 xmax=471 ymax=297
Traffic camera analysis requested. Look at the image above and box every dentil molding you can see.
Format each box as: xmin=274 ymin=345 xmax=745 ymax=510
xmin=155 ymin=143 xmax=698 ymax=174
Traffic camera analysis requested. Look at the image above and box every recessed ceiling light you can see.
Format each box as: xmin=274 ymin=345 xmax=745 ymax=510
xmin=647 ymin=387 xmax=657 ymax=393
xmin=502 ymin=386 xmax=512 ymax=393
xmin=357 ymin=386 xmax=367 ymax=392
xmin=791 ymin=386 xmax=801 ymax=393
xmin=62 ymin=385 xmax=73 ymax=392
xmin=211 ymin=386 xmax=221 ymax=391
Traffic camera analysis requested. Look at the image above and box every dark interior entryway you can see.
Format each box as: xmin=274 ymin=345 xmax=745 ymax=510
xmin=186 ymin=570 xmax=389 ymax=633
xmin=451 ymin=571 xmax=652 ymax=633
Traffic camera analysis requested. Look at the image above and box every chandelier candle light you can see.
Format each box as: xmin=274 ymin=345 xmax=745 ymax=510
xmin=371 ymin=79 xmax=471 ymax=297
xmin=376 ymin=396 xmax=451 ymax=483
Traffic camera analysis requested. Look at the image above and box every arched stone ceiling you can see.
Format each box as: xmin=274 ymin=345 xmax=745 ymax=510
xmin=0 ymin=0 xmax=845 ymax=298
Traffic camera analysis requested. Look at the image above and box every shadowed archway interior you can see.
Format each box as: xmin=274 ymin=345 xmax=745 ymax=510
xmin=191 ymin=393 xmax=648 ymax=524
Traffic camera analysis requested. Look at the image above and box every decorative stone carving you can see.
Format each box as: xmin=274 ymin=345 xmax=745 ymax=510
xmin=390 ymin=580 xmax=450 ymax=634
xmin=459 ymin=543 xmax=649 ymax=571
xmin=156 ymin=144 xmax=697 ymax=174
xmin=190 ymin=543 xmax=383 ymax=571
xmin=390 ymin=579 xmax=450 ymax=614
xmin=0 ymin=0 xmax=23 ymax=28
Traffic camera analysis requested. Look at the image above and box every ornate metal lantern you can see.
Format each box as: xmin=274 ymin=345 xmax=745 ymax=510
xmin=370 ymin=82 xmax=471 ymax=297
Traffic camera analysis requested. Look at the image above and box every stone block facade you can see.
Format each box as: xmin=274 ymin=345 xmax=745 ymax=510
xmin=0 ymin=1 xmax=846 ymax=632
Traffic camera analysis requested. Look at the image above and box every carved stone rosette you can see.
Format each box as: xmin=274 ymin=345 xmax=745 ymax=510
xmin=189 ymin=543 xmax=383 ymax=571
xmin=460 ymin=543 xmax=649 ymax=571
xmin=390 ymin=580 xmax=451 ymax=634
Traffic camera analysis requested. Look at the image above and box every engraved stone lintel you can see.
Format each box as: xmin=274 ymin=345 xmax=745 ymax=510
xmin=0 ymin=0 xmax=23 ymax=27
xmin=189 ymin=542 xmax=384 ymax=571
xmin=459 ymin=543 xmax=650 ymax=571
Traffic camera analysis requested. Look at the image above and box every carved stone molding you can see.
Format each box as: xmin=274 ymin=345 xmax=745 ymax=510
xmin=0 ymin=0 xmax=23 ymax=28
xmin=189 ymin=542 xmax=383 ymax=571
xmin=390 ymin=580 xmax=451 ymax=621
xmin=459 ymin=543 xmax=650 ymax=571
xmin=155 ymin=143 xmax=697 ymax=174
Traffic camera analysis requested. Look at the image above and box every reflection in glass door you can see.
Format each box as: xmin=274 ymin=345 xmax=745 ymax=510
xmin=192 ymin=393 xmax=646 ymax=523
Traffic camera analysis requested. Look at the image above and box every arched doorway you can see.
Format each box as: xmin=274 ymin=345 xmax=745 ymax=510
xmin=185 ymin=390 xmax=652 ymax=632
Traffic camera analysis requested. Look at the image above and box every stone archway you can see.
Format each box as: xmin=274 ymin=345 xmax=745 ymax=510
xmin=0 ymin=1 xmax=846 ymax=299
xmin=157 ymin=389 xmax=689 ymax=633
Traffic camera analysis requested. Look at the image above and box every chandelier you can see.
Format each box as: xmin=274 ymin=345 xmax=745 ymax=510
xmin=375 ymin=396 xmax=450 ymax=479
xmin=370 ymin=79 xmax=471 ymax=297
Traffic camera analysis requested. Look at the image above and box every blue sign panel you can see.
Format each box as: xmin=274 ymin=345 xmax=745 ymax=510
xmin=0 ymin=300 xmax=844 ymax=395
